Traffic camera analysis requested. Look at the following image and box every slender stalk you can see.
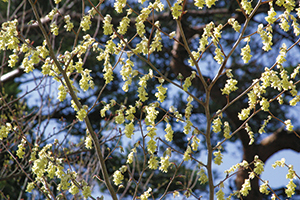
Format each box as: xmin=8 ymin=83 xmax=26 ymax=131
xmin=204 ymin=89 xmax=214 ymax=200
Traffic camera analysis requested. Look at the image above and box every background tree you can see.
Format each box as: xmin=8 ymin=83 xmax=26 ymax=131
xmin=0 ymin=0 xmax=300 ymax=199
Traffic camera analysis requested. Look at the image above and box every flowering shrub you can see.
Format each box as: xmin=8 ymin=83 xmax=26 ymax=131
xmin=1 ymin=0 xmax=300 ymax=199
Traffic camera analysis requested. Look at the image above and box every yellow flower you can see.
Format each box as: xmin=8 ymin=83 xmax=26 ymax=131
xmin=85 ymin=134 xmax=93 ymax=149
xmin=228 ymin=18 xmax=241 ymax=32
xmin=221 ymin=78 xmax=238 ymax=95
xmin=155 ymin=84 xmax=167 ymax=102
xmin=216 ymin=188 xmax=225 ymax=200
xmin=238 ymin=108 xmax=251 ymax=120
xmin=191 ymin=136 xmax=200 ymax=151
xmin=164 ymin=123 xmax=174 ymax=141
xmin=213 ymin=150 xmax=223 ymax=165
xmin=198 ymin=168 xmax=208 ymax=184
xmin=194 ymin=0 xmax=205 ymax=9
xmin=124 ymin=122 xmax=135 ymax=138
xmin=50 ymin=23 xmax=58 ymax=35
xmin=117 ymin=16 xmax=130 ymax=34
xmin=26 ymin=182 xmax=35 ymax=193
xmin=284 ymin=119 xmax=293 ymax=131
xmin=265 ymin=6 xmax=277 ymax=24
xmin=206 ymin=0 xmax=217 ymax=8
xmin=103 ymin=15 xmax=113 ymax=35
xmin=69 ymin=182 xmax=79 ymax=195
xmin=240 ymin=179 xmax=251 ymax=196
xmin=140 ymin=188 xmax=152 ymax=200
xmin=16 ymin=138 xmax=26 ymax=159
xmin=76 ymin=108 xmax=87 ymax=121
xmin=223 ymin=121 xmax=231 ymax=139
xmin=260 ymin=97 xmax=269 ymax=111
xmin=113 ymin=170 xmax=124 ymax=185
xmin=241 ymin=0 xmax=253 ymax=14
xmin=159 ymin=156 xmax=171 ymax=173
xmin=148 ymin=155 xmax=159 ymax=169
xmin=115 ymin=109 xmax=125 ymax=124
xmin=64 ymin=15 xmax=74 ymax=31
xmin=171 ymin=1 xmax=182 ymax=19
xmin=147 ymin=139 xmax=157 ymax=154
xmin=127 ymin=152 xmax=134 ymax=164
xmin=214 ymin=47 xmax=224 ymax=64
xmin=241 ymin=43 xmax=252 ymax=64
xmin=183 ymin=146 xmax=192 ymax=161
xmin=286 ymin=180 xmax=296 ymax=197
xmin=259 ymin=181 xmax=270 ymax=195
xmin=80 ymin=15 xmax=92 ymax=32
xmin=212 ymin=117 xmax=222 ymax=133
xmin=114 ymin=0 xmax=126 ymax=13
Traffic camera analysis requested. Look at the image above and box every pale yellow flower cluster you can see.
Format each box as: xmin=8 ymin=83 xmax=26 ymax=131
xmin=223 ymin=121 xmax=231 ymax=139
xmin=191 ymin=135 xmax=200 ymax=151
xmin=216 ymin=189 xmax=225 ymax=200
xmin=150 ymin=29 xmax=163 ymax=53
xmin=183 ymin=96 xmax=194 ymax=134
xmin=0 ymin=123 xmax=12 ymax=140
xmin=228 ymin=18 xmax=241 ymax=32
xmin=240 ymin=179 xmax=251 ymax=196
xmin=26 ymin=143 xmax=91 ymax=198
xmin=164 ymin=122 xmax=174 ymax=141
xmin=136 ymin=8 xmax=151 ymax=37
xmin=16 ymin=138 xmax=26 ymax=159
xmin=76 ymin=106 xmax=88 ymax=121
xmin=212 ymin=117 xmax=222 ymax=133
xmin=50 ymin=23 xmax=59 ymax=35
xmin=197 ymin=168 xmax=208 ymax=185
xmin=221 ymin=78 xmax=238 ymax=95
xmin=80 ymin=15 xmax=92 ymax=32
xmin=225 ymin=160 xmax=249 ymax=174
xmin=171 ymin=0 xmax=183 ymax=19
xmin=64 ymin=15 xmax=74 ymax=31
xmin=103 ymin=15 xmax=113 ymax=35
xmin=155 ymin=84 xmax=167 ymax=102
xmin=46 ymin=8 xmax=57 ymax=20
xmin=257 ymin=24 xmax=273 ymax=51
xmin=284 ymin=119 xmax=294 ymax=131
xmin=85 ymin=132 xmax=93 ymax=149
xmin=117 ymin=16 xmax=130 ymax=35
xmin=183 ymin=146 xmax=192 ymax=161
xmin=140 ymin=188 xmax=152 ymax=200
xmin=126 ymin=148 xmax=136 ymax=164
xmin=213 ymin=149 xmax=223 ymax=165
xmin=148 ymin=155 xmax=159 ymax=169
xmin=265 ymin=3 xmax=277 ymax=24
xmin=259 ymin=181 xmax=270 ymax=195
xmin=113 ymin=170 xmax=124 ymax=185
xmin=138 ymin=74 xmax=150 ymax=102
xmin=114 ymin=0 xmax=127 ymax=13
xmin=194 ymin=0 xmax=205 ymax=9
xmin=159 ymin=155 xmax=171 ymax=173
xmin=241 ymin=0 xmax=253 ymax=15
xmin=253 ymin=156 xmax=264 ymax=175
xmin=241 ymin=43 xmax=252 ymax=64
xmin=258 ymin=115 xmax=272 ymax=134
